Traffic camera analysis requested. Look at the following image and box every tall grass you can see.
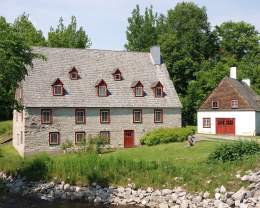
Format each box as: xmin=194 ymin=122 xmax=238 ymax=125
xmin=0 ymin=120 xmax=12 ymax=136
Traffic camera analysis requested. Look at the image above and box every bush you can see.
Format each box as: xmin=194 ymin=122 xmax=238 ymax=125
xmin=208 ymin=140 xmax=260 ymax=163
xmin=140 ymin=127 xmax=195 ymax=146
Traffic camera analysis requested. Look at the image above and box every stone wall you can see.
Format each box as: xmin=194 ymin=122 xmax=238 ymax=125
xmin=12 ymin=110 xmax=25 ymax=156
xmin=20 ymin=107 xmax=181 ymax=156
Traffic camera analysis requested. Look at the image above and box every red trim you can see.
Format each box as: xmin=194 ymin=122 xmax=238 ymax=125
xmin=112 ymin=68 xmax=121 ymax=75
xmin=41 ymin=109 xmax=53 ymax=124
xmin=154 ymin=109 xmax=163 ymax=123
xmin=112 ymin=69 xmax=122 ymax=81
xmin=203 ymin=118 xmax=211 ymax=128
xmin=75 ymin=109 xmax=86 ymax=124
xmin=49 ymin=132 xmax=60 ymax=145
xmin=124 ymin=130 xmax=135 ymax=148
xmin=75 ymin=131 xmax=86 ymax=144
xmin=100 ymin=109 xmax=110 ymax=124
xmin=96 ymin=79 xmax=108 ymax=97
xmin=133 ymin=109 xmax=142 ymax=123
xmin=52 ymin=85 xmax=64 ymax=96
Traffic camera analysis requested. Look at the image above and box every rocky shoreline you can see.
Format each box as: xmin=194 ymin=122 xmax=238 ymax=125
xmin=0 ymin=170 xmax=260 ymax=208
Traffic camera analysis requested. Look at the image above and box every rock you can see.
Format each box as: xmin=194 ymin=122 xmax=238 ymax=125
xmin=75 ymin=186 xmax=81 ymax=192
xmin=63 ymin=184 xmax=70 ymax=191
xmin=159 ymin=202 xmax=169 ymax=208
xmin=180 ymin=200 xmax=189 ymax=208
xmin=147 ymin=187 xmax=153 ymax=193
xmin=215 ymin=193 xmax=221 ymax=200
xmin=94 ymin=196 xmax=102 ymax=204
xmin=232 ymin=187 xmax=247 ymax=202
xmin=220 ymin=185 xmax=226 ymax=193
xmin=171 ymin=193 xmax=178 ymax=202
xmin=162 ymin=189 xmax=172 ymax=195
xmin=203 ymin=191 xmax=210 ymax=198
xmin=193 ymin=195 xmax=202 ymax=203
xmin=226 ymin=198 xmax=234 ymax=206
xmin=241 ymin=175 xmax=250 ymax=181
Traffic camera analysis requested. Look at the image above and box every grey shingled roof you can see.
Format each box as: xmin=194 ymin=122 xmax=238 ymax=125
xmin=227 ymin=77 xmax=260 ymax=111
xmin=22 ymin=47 xmax=182 ymax=108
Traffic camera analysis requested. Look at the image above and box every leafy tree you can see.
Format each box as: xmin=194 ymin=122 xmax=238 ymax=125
xmin=13 ymin=13 xmax=46 ymax=46
xmin=125 ymin=5 xmax=158 ymax=52
xmin=216 ymin=21 xmax=259 ymax=60
xmin=0 ymin=17 xmax=42 ymax=120
xmin=48 ymin=16 xmax=91 ymax=48
xmin=158 ymin=2 xmax=218 ymax=95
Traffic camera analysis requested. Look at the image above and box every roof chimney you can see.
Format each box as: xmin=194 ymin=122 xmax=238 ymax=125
xmin=150 ymin=46 xmax=161 ymax=65
xmin=242 ymin=79 xmax=251 ymax=87
xmin=230 ymin=67 xmax=237 ymax=79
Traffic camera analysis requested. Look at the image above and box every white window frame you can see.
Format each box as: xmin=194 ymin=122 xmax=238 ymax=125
xmin=41 ymin=109 xmax=52 ymax=124
xmin=155 ymin=87 xmax=163 ymax=97
xmin=231 ymin=100 xmax=238 ymax=109
xmin=114 ymin=73 xmax=121 ymax=81
xmin=154 ymin=109 xmax=163 ymax=123
xmin=212 ymin=101 xmax=219 ymax=109
xmin=75 ymin=109 xmax=85 ymax=124
xmin=100 ymin=109 xmax=110 ymax=123
xmin=203 ymin=118 xmax=211 ymax=128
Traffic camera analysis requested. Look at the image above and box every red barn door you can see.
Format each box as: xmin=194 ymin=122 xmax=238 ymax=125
xmin=216 ymin=118 xmax=235 ymax=135
xmin=124 ymin=130 xmax=134 ymax=148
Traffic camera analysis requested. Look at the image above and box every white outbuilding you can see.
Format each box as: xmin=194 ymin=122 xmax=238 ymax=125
xmin=197 ymin=67 xmax=260 ymax=136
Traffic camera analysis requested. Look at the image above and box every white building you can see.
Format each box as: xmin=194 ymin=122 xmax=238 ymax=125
xmin=197 ymin=67 xmax=260 ymax=136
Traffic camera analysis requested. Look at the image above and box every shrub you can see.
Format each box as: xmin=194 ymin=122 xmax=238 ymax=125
xmin=19 ymin=154 xmax=52 ymax=181
xmin=140 ymin=127 xmax=195 ymax=146
xmin=208 ymin=140 xmax=260 ymax=163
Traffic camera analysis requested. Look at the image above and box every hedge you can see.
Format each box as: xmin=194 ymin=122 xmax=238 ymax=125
xmin=140 ymin=126 xmax=195 ymax=146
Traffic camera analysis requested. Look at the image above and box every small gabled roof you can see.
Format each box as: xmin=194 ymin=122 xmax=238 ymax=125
xmin=69 ymin=67 xmax=78 ymax=73
xmin=151 ymin=81 xmax=163 ymax=88
xmin=112 ymin=68 xmax=121 ymax=75
xmin=131 ymin=81 xmax=143 ymax=88
xmin=51 ymin=78 xmax=63 ymax=86
xmin=95 ymin=79 xmax=107 ymax=87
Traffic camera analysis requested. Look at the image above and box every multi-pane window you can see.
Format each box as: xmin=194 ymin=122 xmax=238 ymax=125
xmin=231 ymin=100 xmax=238 ymax=108
xmin=98 ymin=86 xmax=107 ymax=97
xmin=154 ymin=109 xmax=163 ymax=123
xmin=212 ymin=101 xmax=219 ymax=109
xmin=133 ymin=109 xmax=142 ymax=123
xmin=75 ymin=132 xmax=86 ymax=144
xmin=203 ymin=118 xmax=211 ymax=128
xmin=135 ymin=86 xmax=143 ymax=97
xmin=53 ymin=85 xmax=63 ymax=96
xmin=41 ymin=109 xmax=52 ymax=124
xmin=75 ymin=109 xmax=86 ymax=124
xmin=100 ymin=109 xmax=110 ymax=123
xmin=49 ymin=132 xmax=60 ymax=145
xmin=155 ymin=87 xmax=163 ymax=97
xmin=70 ymin=72 xmax=78 ymax=80
xmin=100 ymin=131 xmax=110 ymax=144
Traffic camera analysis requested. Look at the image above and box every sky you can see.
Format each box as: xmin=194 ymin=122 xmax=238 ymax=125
xmin=1 ymin=0 xmax=260 ymax=50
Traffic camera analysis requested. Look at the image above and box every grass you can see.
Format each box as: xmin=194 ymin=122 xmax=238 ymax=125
xmin=0 ymin=120 xmax=12 ymax=143
xmin=0 ymin=140 xmax=259 ymax=194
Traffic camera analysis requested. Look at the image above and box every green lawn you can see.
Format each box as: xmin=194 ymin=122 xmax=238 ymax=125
xmin=0 ymin=140 xmax=259 ymax=193
xmin=105 ymin=140 xmax=224 ymax=166
xmin=0 ymin=120 xmax=12 ymax=143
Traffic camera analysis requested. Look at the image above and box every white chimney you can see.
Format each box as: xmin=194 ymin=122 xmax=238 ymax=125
xmin=230 ymin=67 xmax=237 ymax=79
xmin=242 ymin=79 xmax=251 ymax=87
xmin=150 ymin=46 xmax=161 ymax=65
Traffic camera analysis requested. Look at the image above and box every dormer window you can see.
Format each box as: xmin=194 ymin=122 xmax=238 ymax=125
xmin=131 ymin=81 xmax=144 ymax=97
xmin=95 ymin=79 xmax=108 ymax=97
xmin=52 ymin=78 xmax=64 ymax=96
xmin=151 ymin=81 xmax=164 ymax=97
xmin=112 ymin=68 xmax=122 ymax=81
xmin=69 ymin=67 xmax=79 ymax=80
xmin=231 ymin=100 xmax=238 ymax=108
xmin=212 ymin=100 xmax=219 ymax=109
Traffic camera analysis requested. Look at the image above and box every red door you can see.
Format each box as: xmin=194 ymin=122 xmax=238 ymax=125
xmin=216 ymin=118 xmax=235 ymax=135
xmin=124 ymin=130 xmax=134 ymax=148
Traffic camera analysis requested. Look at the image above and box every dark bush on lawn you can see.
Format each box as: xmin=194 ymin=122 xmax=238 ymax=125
xmin=208 ymin=140 xmax=260 ymax=163
xmin=140 ymin=127 xmax=195 ymax=146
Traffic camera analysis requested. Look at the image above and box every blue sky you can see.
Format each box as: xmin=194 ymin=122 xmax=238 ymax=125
xmin=1 ymin=0 xmax=260 ymax=50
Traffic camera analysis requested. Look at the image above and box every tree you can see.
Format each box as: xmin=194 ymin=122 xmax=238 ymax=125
xmin=125 ymin=5 xmax=158 ymax=52
xmin=0 ymin=17 xmax=42 ymax=120
xmin=158 ymin=2 xmax=218 ymax=95
xmin=13 ymin=13 xmax=46 ymax=46
xmin=216 ymin=21 xmax=259 ymax=60
xmin=48 ymin=16 xmax=91 ymax=48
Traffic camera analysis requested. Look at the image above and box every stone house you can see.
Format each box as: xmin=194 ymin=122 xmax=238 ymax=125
xmin=13 ymin=46 xmax=182 ymax=157
xmin=197 ymin=67 xmax=260 ymax=136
